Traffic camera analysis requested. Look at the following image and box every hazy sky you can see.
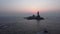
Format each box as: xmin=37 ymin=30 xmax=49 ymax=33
xmin=0 ymin=0 xmax=60 ymax=13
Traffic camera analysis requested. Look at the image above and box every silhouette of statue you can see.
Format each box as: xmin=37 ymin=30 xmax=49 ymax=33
xmin=37 ymin=11 xmax=39 ymax=16
xmin=36 ymin=11 xmax=40 ymax=19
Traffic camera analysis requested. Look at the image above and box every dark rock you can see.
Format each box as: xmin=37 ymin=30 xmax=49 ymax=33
xmin=24 ymin=11 xmax=44 ymax=20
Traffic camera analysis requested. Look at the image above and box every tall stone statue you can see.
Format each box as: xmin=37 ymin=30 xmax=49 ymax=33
xmin=37 ymin=11 xmax=40 ymax=18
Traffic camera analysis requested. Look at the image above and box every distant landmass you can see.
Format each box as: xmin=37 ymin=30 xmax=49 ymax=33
xmin=24 ymin=11 xmax=44 ymax=20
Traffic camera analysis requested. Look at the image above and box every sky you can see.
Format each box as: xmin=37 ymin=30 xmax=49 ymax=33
xmin=0 ymin=0 xmax=60 ymax=16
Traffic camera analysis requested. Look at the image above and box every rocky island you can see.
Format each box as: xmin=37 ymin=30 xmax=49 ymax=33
xmin=24 ymin=11 xmax=44 ymax=20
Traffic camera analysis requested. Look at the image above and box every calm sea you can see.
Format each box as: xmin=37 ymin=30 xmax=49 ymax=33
xmin=0 ymin=12 xmax=60 ymax=34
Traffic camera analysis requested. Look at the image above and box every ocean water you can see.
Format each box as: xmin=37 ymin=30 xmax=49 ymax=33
xmin=0 ymin=13 xmax=60 ymax=34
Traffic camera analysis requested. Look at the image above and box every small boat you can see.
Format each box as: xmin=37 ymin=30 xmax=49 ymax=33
xmin=36 ymin=30 xmax=48 ymax=34
xmin=36 ymin=29 xmax=48 ymax=34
